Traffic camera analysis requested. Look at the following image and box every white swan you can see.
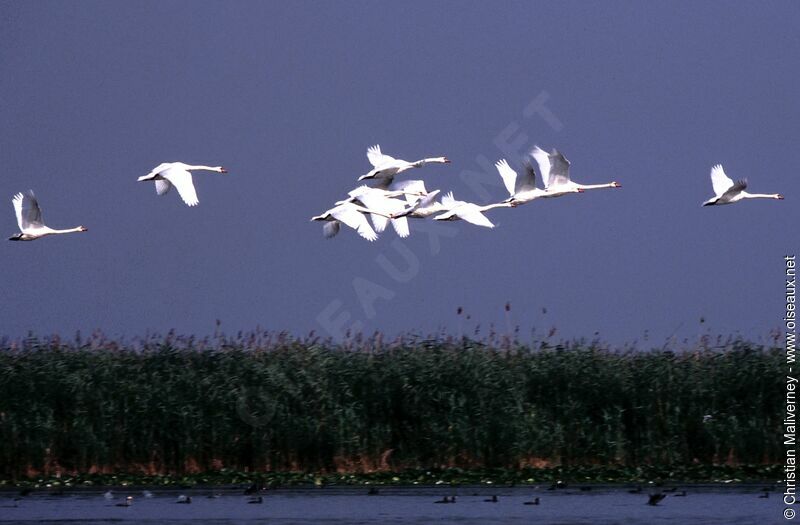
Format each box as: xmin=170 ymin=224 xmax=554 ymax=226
xmin=345 ymin=190 xmax=438 ymax=238
xmin=390 ymin=190 xmax=443 ymax=219
xmin=495 ymin=159 xmax=582 ymax=206
xmin=335 ymin=185 xmax=425 ymax=206
xmin=311 ymin=202 xmax=390 ymax=241
xmin=431 ymin=192 xmax=511 ymax=228
xmin=702 ymin=164 xmax=784 ymax=206
xmin=530 ymin=146 xmax=620 ymax=196
xmin=9 ymin=191 xmax=87 ymax=241
xmin=137 ymin=162 xmax=227 ymax=206
xmin=359 ymin=144 xmax=450 ymax=181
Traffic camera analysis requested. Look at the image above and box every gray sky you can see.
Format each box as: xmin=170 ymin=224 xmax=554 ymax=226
xmin=1 ymin=1 xmax=797 ymax=344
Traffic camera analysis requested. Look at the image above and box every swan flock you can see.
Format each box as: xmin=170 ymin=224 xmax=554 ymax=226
xmin=8 ymin=147 xmax=785 ymax=242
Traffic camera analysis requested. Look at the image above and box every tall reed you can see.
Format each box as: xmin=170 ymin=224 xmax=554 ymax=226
xmin=0 ymin=332 xmax=783 ymax=478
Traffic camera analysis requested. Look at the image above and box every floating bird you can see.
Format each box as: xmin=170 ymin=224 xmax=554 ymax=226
xmin=244 ymin=482 xmax=263 ymax=495
xmin=247 ymin=496 xmax=263 ymax=504
xmin=531 ymin=146 xmax=621 ymax=196
xmin=138 ymin=162 xmax=227 ymax=207
xmin=175 ymin=494 xmax=192 ymax=504
xmin=311 ymin=202 xmax=390 ymax=241
xmin=702 ymin=164 xmax=783 ymax=206
xmin=523 ymin=497 xmax=540 ymax=505
xmin=484 ymin=495 xmax=499 ymax=503
xmin=9 ymin=191 xmax=87 ymax=241
xmin=647 ymin=493 xmax=666 ymax=506
xmin=434 ymin=496 xmax=449 ymax=503
xmin=495 ymin=159 xmax=582 ymax=207
xmin=115 ymin=496 xmax=133 ymax=507
xmin=432 ymin=192 xmax=511 ymax=228
xmin=547 ymin=481 xmax=567 ymax=491
xmin=359 ymin=144 xmax=450 ymax=182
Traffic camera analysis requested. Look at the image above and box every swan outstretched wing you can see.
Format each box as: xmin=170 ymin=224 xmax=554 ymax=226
xmin=517 ymin=161 xmax=538 ymax=193
xmin=366 ymin=144 xmax=396 ymax=167
xmin=13 ymin=191 xmax=45 ymax=230
xmin=330 ymin=205 xmax=378 ymax=241
xmin=710 ymin=164 xmax=734 ymax=197
xmin=155 ymin=179 xmax=172 ymax=196
xmin=495 ymin=159 xmax=518 ymax=197
xmin=390 ymin=216 xmax=410 ymax=238
xmin=720 ymin=178 xmax=748 ymax=200
xmin=454 ymin=205 xmax=495 ymax=228
xmin=161 ymin=167 xmax=199 ymax=206
xmin=323 ymin=221 xmax=340 ymax=239
xmin=530 ymin=147 xmax=552 ymax=190
xmin=548 ymin=149 xmax=571 ymax=187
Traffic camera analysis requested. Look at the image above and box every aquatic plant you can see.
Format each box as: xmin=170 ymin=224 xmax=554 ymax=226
xmin=0 ymin=332 xmax=783 ymax=482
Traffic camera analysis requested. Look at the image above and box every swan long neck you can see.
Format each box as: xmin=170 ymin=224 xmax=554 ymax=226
xmin=49 ymin=226 xmax=87 ymax=235
xmin=575 ymin=182 xmax=618 ymax=190
xmin=185 ymin=165 xmax=224 ymax=172
xmin=480 ymin=202 xmax=513 ymax=211
xmin=412 ymin=157 xmax=448 ymax=167
xmin=741 ymin=191 xmax=781 ymax=199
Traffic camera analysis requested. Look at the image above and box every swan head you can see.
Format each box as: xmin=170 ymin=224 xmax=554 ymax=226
xmin=78 ymin=226 xmax=88 ymax=232
xmin=776 ymin=194 xmax=785 ymax=200
xmin=310 ymin=214 xmax=326 ymax=222
xmin=8 ymin=233 xmax=23 ymax=241
xmin=610 ymin=181 xmax=622 ymax=188
xmin=219 ymin=167 xmax=228 ymax=173
xmin=440 ymin=157 xmax=451 ymax=164
xmin=576 ymin=188 xmax=585 ymax=193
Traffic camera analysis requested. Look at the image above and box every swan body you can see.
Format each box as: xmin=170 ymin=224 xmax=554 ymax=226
xmin=335 ymin=185 xmax=425 ymax=207
xmin=390 ymin=189 xmax=444 ymax=219
xmin=311 ymin=202 xmax=390 ymax=242
xmin=702 ymin=164 xmax=784 ymax=206
xmin=137 ymin=162 xmax=227 ymax=207
xmin=345 ymin=193 xmax=416 ymax=238
xmin=495 ymin=159 xmax=582 ymax=206
xmin=359 ymin=144 xmax=450 ymax=181
xmin=432 ymin=192 xmax=511 ymax=228
xmin=530 ymin=146 xmax=621 ymax=196
xmin=9 ymin=191 xmax=87 ymax=241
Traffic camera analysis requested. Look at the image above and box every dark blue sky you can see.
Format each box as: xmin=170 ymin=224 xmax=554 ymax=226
xmin=2 ymin=1 xmax=797 ymax=344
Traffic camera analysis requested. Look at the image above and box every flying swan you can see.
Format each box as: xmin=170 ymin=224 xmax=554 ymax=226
xmin=702 ymin=164 xmax=784 ymax=206
xmin=359 ymin=144 xmax=450 ymax=182
xmin=9 ymin=191 xmax=87 ymax=241
xmin=138 ymin=162 xmax=227 ymax=206
xmin=530 ymin=146 xmax=621 ymax=196
xmin=495 ymin=158 xmax=582 ymax=206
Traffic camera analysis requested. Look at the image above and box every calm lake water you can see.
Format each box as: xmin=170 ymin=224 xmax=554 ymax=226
xmin=0 ymin=485 xmax=783 ymax=524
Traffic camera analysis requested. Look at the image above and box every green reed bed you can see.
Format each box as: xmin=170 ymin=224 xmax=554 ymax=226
xmin=0 ymin=332 xmax=783 ymax=484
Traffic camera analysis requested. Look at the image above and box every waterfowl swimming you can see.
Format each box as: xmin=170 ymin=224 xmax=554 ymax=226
xmin=484 ymin=495 xmax=499 ymax=503
xmin=247 ymin=496 xmax=263 ymax=504
xmin=647 ymin=493 xmax=666 ymax=506
xmin=523 ymin=497 xmax=540 ymax=505
xmin=175 ymin=495 xmax=192 ymax=504
xmin=115 ymin=496 xmax=133 ymax=507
